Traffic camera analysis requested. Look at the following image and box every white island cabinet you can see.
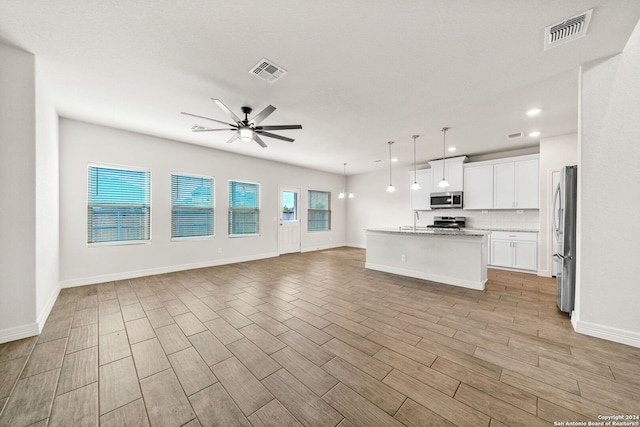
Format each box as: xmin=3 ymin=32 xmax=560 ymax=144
xmin=365 ymin=228 xmax=489 ymax=290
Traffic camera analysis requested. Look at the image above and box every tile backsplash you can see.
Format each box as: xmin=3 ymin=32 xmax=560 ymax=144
xmin=415 ymin=209 xmax=539 ymax=231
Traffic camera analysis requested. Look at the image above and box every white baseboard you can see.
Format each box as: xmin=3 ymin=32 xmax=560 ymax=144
xmin=365 ymin=262 xmax=486 ymax=291
xmin=37 ymin=284 xmax=61 ymax=332
xmin=300 ymin=243 xmax=347 ymax=253
xmin=59 ymin=252 xmax=279 ymax=288
xmin=572 ymin=317 xmax=640 ymax=348
xmin=0 ymin=322 xmax=39 ymax=345
xmin=347 ymin=243 xmax=366 ymax=249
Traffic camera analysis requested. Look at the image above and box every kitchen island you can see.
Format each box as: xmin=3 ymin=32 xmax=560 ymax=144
xmin=365 ymin=228 xmax=490 ymax=290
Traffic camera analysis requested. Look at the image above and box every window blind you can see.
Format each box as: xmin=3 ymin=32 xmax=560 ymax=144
xmin=88 ymin=165 xmax=151 ymax=243
xmin=171 ymin=174 xmax=214 ymax=238
xmin=308 ymin=190 xmax=331 ymax=231
xmin=228 ymin=180 xmax=259 ymax=235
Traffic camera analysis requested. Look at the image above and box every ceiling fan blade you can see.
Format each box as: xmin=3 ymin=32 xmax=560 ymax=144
xmin=225 ymin=133 xmax=239 ymax=144
xmin=255 ymin=124 xmax=303 ymax=131
xmin=181 ymin=112 xmax=236 ymax=127
xmin=212 ymin=98 xmax=242 ymax=124
xmin=253 ymin=134 xmax=268 ymax=148
xmin=191 ymin=124 xmax=235 ymax=132
xmin=256 ymin=131 xmax=295 ymax=143
xmin=249 ymin=105 xmax=276 ymax=126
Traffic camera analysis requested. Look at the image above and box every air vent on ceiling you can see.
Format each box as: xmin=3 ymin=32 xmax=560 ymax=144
xmin=249 ymin=58 xmax=287 ymax=83
xmin=507 ymin=132 xmax=524 ymax=140
xmin=544 ymin=9 xmax=593 ymax=50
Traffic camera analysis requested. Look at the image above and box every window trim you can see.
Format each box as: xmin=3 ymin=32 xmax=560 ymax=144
xmin=228 ymin=179 xmax=261 ymax=237
xmin=307 ymin=188 xmax=332 ymax=232
xmin=87 ymin=162 xmax=152 ymax=246
xmin=170 ymin=172 xmax=215 ymax=241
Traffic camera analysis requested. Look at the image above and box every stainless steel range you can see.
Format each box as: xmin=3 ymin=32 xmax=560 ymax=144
xmin=427 ymin=216 xmax=466 ymax=230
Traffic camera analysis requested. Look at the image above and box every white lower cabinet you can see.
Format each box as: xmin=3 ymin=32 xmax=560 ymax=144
xmin=489 ymin=231 xmax=537 ymax=272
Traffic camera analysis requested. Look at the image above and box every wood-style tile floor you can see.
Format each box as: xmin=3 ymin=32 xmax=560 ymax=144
xmin=1 ymin=247 xmax=639 ymax=426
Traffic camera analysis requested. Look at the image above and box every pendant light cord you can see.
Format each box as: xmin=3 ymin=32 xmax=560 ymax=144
xmin=412 ymin=135 xmax=419 ymax=183
xmin=441 ymin=127 xmax=449 ymax=180
xmin=388 ymin=141 xmax=393 ymax=185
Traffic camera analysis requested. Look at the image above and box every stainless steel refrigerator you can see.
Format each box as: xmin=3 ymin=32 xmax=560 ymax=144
xmin=553 ymin=165 xmax=577 ymax=314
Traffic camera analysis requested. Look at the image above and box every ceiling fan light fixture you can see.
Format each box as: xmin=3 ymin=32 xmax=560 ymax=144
xmin=239 ymin=127 xmax=254 ymax=141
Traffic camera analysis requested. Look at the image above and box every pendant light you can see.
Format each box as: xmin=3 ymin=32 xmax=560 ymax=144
xmin=386 ymin=141 xmax=396 ymax=192
xmin=410 ymin=135 xmax=421 ymax=190
xmin=437 ymin=127 xmax=450 ymax=189
xmin=339 ymin=163 xmax=354 ymax=199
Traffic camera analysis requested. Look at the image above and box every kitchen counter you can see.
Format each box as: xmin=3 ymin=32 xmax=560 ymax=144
xmin=365 ymin=228 xmax=488 ymax=290
xmin=375 ymin=227 xmax=491 ymax=237
xmin=467 ymin=227 xmax=539 ymax=233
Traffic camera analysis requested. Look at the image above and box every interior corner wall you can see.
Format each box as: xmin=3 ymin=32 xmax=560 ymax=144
xmin=35 ymin=61 xmax=60 ymax=326
xmin=576 ymin=20 xmax=640 ymax=348
xmin=0 ymin=43 xmax=38 ymax=343
xmin=345 ymin=166 xmax=415 ymax=248
xmin=538 ymin=133 xmax=578 ymax=277
xmin=59 ymin=119 xmax=346 ymax=287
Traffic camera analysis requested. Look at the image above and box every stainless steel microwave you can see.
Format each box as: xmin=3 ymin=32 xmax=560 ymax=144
xmin=430 ymin=191 xmax=463 ymax=209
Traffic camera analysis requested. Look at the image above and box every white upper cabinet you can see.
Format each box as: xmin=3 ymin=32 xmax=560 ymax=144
xmin=493 ymin=155 xmax=539 ymax=209
xmin=462 ymin=154 xmax=539 ymax=210
xmin=408 ymin=169 xmax=432 ymax=210
xmin=463 ymin=163 xmax=494 ymax=209
xmin=429 ymin=156 xmax=467 ymax=193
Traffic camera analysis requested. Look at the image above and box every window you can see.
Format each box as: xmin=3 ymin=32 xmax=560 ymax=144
xmin=228 ymin=180 xmax=260 ymax=235
xmin=88 ymin=164 xmax=151 ymax=244
xmin=308 ymin=190 xmax=331 ymax=231
xmin=171 ymin=174 xmax=214 ymax=239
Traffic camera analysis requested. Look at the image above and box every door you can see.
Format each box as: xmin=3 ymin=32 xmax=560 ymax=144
xmin=513 ymin=241 xmax=537 ymax=271
xmin=279 ymin=186 xmax=301 ymax=254
xmin=493 ymin=162 xmax=515 ymax=208
xmin=490 ymin=239 xmax=512 ymax=267
xmin=514 ymin=159 xmax=539 ymax=208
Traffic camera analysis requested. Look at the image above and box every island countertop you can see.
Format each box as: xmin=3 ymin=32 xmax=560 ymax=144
xmin=366 ymin=227 xmax=491 ymax=237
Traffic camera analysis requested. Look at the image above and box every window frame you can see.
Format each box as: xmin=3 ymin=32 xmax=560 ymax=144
xmin=307 ymin=189 xmax=332 ymax=232
xmin=228 ymin=179 xmax=261 ymax=237
xmin=171 ymin=172 xmax=215 ymax=241
xmin=87 ymin=163 xmax=152 ymax=246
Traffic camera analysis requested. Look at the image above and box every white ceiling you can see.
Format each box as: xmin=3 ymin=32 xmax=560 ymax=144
xmin=1 ymin=1 xmax=639 ymax=175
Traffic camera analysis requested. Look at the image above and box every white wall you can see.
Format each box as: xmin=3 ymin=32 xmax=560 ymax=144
xmin=0 ymin=44 xmax=38 ymax=342
xmin=538 ymin=133 xmax=578 ymax=277
xmin=576 ymin=20 xmax=640 ymax=347
xmin=59 ymin=119 xmax=346 ymax=286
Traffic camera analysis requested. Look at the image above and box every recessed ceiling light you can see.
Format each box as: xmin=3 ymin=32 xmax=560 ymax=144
xmin=526 ymin=108 xmax=542 ymax=116
xmin=529 ymin=131 xmax=541 ymax=137
xmin=391 ymin=157 xmax=398 ymax=162
xmin=448 ymin=147 xmax=456 ymax=152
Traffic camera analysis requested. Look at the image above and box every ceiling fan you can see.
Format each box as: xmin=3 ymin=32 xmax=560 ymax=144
xmin=181 ymin=98 xmax=302 ymax=148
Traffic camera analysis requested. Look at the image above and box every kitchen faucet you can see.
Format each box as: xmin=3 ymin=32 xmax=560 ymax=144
xmin=413 ymin=211 xmax=420 ymax=231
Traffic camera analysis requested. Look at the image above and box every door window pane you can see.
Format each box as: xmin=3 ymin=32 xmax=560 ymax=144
xmin=282 ymin=191 xmax=297 ymax=221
